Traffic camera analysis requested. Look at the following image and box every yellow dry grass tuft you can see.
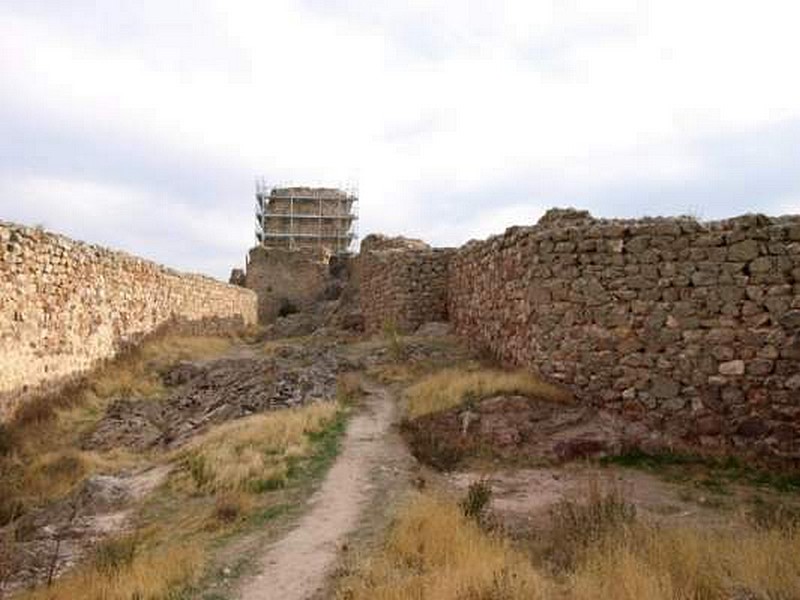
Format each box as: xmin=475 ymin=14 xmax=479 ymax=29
xmin=337 ymin=493 xmax=550 ymax=600
xmin=16 ymin=542 xmax=203 ymax=600
xmin=0 ymin=334 xmax=232 ymax=516
xmin=337 ymin=372 xmax=364 ymax=404
xmin=182 ymin=402 xmax=339 ymax=493
xmin=340 ymin=485 xmax=800 ymax=600
xmin=570 ymin=524 xmax=800 ymax=600
xmin=90 ymin=334 xmax=233 ymax=400
xmin=405 ymin=367 xmax=572 ymax=419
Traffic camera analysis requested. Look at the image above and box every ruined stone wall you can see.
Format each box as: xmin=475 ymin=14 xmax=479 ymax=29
xmin=244 ymin=246 xmax=330 ymax=323
xmin=359 ymin=235 xmax=453 ymax=333
xmin=0 ymin=221 xmax=258 ymax=420
xmin=448 ymin=209 xmax=800 ymax=458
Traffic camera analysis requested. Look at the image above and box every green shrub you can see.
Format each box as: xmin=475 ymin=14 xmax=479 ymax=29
xmin=460 ymin=479 xmax=492 ymax=522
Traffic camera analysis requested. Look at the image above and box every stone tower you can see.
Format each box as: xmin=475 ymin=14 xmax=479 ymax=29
xmin=255 ymin=182 xmax=358 ymax=254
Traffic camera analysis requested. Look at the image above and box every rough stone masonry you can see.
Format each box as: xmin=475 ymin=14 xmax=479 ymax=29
xmin=362 ymin=209 xmax=800 ymax=460
xmin=0 ymin=221 xmax=257 ymax=420
xmin=359 ymin=234 xmax=453 ymax=333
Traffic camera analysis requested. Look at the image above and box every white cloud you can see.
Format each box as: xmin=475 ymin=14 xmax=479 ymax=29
xmin=1 ymin=0 xmax=799 ymax=278
xmin=0 ymin=174 xmax=251 ymax=276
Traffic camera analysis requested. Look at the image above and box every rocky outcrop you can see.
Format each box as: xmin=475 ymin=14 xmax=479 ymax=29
xmin=402 ymin=394 xmax=667 ymax=470
xmin=84 ymin=343 xmax=346 ymax=451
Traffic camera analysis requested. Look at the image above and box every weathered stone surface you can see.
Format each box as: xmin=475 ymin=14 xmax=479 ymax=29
xmin=359 ymin=209 xmax=800 ymax=459
xmin=360 ymin=235 xmax=454 ymax=333
xmin=728 ymin=239 xmax=760 ymax=262
xmin=243 ymin=246 xmax=330 ymax=323
xmin=1 ymin=221 xmax=257 ymax=420
xmin=780 ymin=310 xmax=800 ymax=329
xmin=719 ymin=360 xmax=745 ymax=376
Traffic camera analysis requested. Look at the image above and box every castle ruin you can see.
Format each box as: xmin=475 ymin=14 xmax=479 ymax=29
xmin=255 ymin=182 xmax=358 ymax=253
xmin=232 ymin=183 xmax=360 ymax=323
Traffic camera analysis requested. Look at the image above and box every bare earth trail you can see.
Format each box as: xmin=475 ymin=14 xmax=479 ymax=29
xmin=237 ymin=379 xmax=406 ymax=600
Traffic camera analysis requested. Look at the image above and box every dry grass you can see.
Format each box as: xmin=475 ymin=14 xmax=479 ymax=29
xmin=405 ymin=367 xmax=572 ymax=419
xmin=212 ymin=490 xmax=254 ymax=524
xmin=89 ymin=334 xmax=232 ymax=400
xmin=546 ymin=483 xmax=637 ymax=570
xmin=340 ymin=486 xmax=800 ymax=600
xmin=570 ymin=524 xmax=800 ymax=600
xmin=337 ymin=493 xmax=550 ymax=600
xmin=15 ymin=541 xmax=203 ymax=600
xmin=337 ymin=372 xmax=364 ymax=404
xmin=181 ymin=402 xmax=339 ymax=493
xmin=0 ymin=334 xmax=233 ymax=522
xmin=366 ymin=363 xmax=422 ymax=385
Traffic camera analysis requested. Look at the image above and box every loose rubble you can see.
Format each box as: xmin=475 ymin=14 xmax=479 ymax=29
xmin=85 ymin=344 xmax=347 ymax=451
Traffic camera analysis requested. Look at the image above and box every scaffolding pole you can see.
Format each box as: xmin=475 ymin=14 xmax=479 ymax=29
xmin=254 ymin=181 xmax=359 ymax=253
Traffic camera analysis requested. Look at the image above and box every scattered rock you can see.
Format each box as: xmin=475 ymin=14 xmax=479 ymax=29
xmin=2 ymin=468 xmax=168 ymax=593
xmin=415 ymin=321 xmax=453 ymax=337
xmin=85 ymin=345 xmax=344 ymax=451
xmin=719 ymin=360 xmax=745 ymax=376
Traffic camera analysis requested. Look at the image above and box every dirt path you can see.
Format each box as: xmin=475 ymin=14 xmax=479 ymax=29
xmin=237 ymin=380 xmax=402 ymax=600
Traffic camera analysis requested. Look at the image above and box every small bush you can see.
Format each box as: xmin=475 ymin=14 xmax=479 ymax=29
xmin=250 ymin=474 xmax=287 ymax=493
xmin=13 ymin=398 xmax=57 ymax=426
xmin=0 ymin=423 xmax=13 ymax=456
xmin=18 ymin=542 xmax=203 ymax=600
xmin=548 ymin=484 xmax=636 ymax=570
xmin=278 ymin=298 xmax=299 ymax=318
xmin=0 ymin=530 xmax=16 ymax=591
xmin=460 ymin=479 xmax=492 ymax=522
xmin=23 ymin=451 xmax=89 ymax=501
xmin=569 ymin=525 xmax=800 ymax=600
xmin=183 ymin=402 xmax=338 ymax=493
xmin=93 ymin=535 xmax=139 ymax=575
xmin=186 ymin=454 xmax=215 ymax=490
xmin=747 ymin=497 xmax=800 ymax=531
xmin=401 ymin=424 xmax=466 ymax=471
xmin=213 ymin=492 xmax=249 ymax=524
xmin=0 ymin=498 xmax=25 ymax=527
xmin=382 ymin=320 xmax=408 ymax=362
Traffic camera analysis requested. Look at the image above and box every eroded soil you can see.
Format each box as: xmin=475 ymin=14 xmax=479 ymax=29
xmin=235 ymin=379 xmax=410 ymax=600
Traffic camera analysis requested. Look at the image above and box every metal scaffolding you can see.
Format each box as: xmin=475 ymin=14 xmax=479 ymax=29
xmin=255 ymin=179 xmax=359 ymax=253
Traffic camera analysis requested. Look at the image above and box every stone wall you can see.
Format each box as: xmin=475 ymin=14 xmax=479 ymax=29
xmin=1 ymin=221 xmax=258 ymax=420
xmin=447 ymin=209 xmax=800 ymax=459
xmin=244 ymin=246 xmax=330 ymax=323
xmin=359 ymin=235 xmax=453 ymax=333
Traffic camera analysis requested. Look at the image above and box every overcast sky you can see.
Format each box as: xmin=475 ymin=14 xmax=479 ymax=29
xmin=2 ymin=1 xmax=799 ymax=279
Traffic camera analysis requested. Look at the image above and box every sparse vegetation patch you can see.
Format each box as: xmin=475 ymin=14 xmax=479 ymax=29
xmin=405 ymin=367 xmax=571 ymax=419
xmin=180 ymin=402 xmax=339 ymax=493
xmin=337 ymin=493 xmax=550 ymax=600
xmin=339 ymin=486 xmax=800 ymax=600
xmin=15 ymin=541 xmax=203 ymax=600
xmin=602 ymin=448 xmax=800 ymax=493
